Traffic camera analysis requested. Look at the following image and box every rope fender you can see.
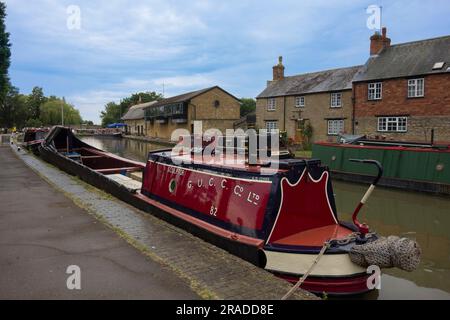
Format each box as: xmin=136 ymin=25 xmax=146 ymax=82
xmin=349 ymin=236 xmax=421 ymax=272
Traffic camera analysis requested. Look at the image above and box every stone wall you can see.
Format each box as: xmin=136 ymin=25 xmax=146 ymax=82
xmin=256 ymin=90 xmax=353 ymax=143
xmin=356 ymin=115 xmax=450 ymax=143
xmin=124 ymin=119 xmax=145 ymax=135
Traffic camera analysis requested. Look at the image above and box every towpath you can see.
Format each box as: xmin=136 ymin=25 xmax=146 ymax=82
xmin=0 ymin=145 xmax=197 ymax=299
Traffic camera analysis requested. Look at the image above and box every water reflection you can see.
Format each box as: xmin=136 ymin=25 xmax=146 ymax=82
xmin=79 ymin=136 xmax=450 ymax=300
xmin=334 ymin=181 xmax=450 ymax=300
xmin=80 ymin=136 xmax=167 ymax=163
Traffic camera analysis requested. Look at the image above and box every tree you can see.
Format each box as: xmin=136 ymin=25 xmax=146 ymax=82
xmin=39 ymin=98 xmax=82 ymax=126
xmin=100 ymin=101 xmax=121 ymax=127
xmin=0 ymin=86 xmax=29 ymax=128
xmin=240 ymin=98 xmax=256 ymax=117
xmin=100 ymin=91 xmax=163 ymax=127
xmin=11 ymin=91 xmax=29 ymax=128
xmin=25 ymin=118 xmax=43 ymax=128
xmin=0 ymin=1 xmax=11 ymax=127
xmin=27 ymin=86 xmax=46 ymax=119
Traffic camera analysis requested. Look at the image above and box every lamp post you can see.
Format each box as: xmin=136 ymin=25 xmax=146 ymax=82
xmin=61 ymin=100 xmax=64 ymax=126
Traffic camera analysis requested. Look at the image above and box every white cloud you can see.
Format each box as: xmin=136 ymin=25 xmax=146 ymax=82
xmin=66 ymin=73 xmax=216 ymax=123
xmin=153 ymin=74 xmax=214 ymax=89
xmin=6 ymin=0 xmax=450 ymax=124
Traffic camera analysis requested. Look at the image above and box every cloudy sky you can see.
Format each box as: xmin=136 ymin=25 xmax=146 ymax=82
xmin=5 ymin=0 xmax=450 ymax=123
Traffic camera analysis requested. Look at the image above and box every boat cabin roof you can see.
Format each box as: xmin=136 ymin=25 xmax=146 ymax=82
xmin=148 ymin=150 xmax=320 ymax=175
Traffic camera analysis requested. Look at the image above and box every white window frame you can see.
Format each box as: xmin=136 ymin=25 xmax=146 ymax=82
xmin=331 ymin=92 xmax=342 ymax=108
xmin=295 ymin=96 xmax=305 ymax=108
xmin=327 ymin=119 xmax=344 ymax=136
xmin=368 ymin=82 xmax=382 ymax=100
xmin=267 ymin=98 xmax=276 ymax=111
xmin=377 ymin=116 xmax=408 ymax=132
xmin=408 ymin=78 xmax=424 ymax=98
xmin=265 ymin=121 xmax=278 ymax=132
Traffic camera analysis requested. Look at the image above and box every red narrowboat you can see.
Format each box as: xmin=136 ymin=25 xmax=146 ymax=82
xmin=22 ymin=128 xmax=50 ymax=154
xmin=38 ymin=127 xmax=420 ymax=296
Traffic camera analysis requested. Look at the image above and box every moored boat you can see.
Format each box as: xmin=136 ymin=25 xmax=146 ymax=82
xmin=22 ymin=127 xmax=50 ymax=154
xmin=313 ymin=135 xmax=450 ymax=196
xmin=38 ymin=126 xmax=420 ymax=296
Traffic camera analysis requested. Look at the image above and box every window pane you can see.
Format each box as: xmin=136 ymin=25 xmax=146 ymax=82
xmin=328 ymin=120 xmax=344 ymax=135
xmin=408 ymin=79 xmax=424 ymax=97
xmin=417 ymin=79 xmax=424 ymax=96
xmin=267 ymin=98 xmax=276 ymax=110
xmin=266 ymin=121 xmax=278 ymax=132
xmin=368 ymin=83 xmax=382 ymax=100
xmin=295 ymin=96 xmax=305 ymax=107
xmin=378 ymin=116 xmax=408 ymax=132
xmin=331 ymin=93 xmax=341 ymax=107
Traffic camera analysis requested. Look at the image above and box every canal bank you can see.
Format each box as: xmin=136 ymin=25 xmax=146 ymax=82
xmin=80 ymin=136 xmax=450 ymax=300
xmin=122 ymin=134 xmax=176 ymax=147
xmin=0 ymin=145 xmax=198 ymax=299
xmin=1 ymin=144 xmax=315 ymax=300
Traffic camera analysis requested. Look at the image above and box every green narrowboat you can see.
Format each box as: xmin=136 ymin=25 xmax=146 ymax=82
xmin=312 ymin=136 xmax=450 ymax=196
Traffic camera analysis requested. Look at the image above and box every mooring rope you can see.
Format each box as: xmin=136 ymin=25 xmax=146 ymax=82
xmin=281 ymin=240 xmax=330 ymax=300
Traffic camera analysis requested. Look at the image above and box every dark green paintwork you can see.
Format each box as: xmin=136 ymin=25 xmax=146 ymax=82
xmin=312 ymin=143 xmax=450 ymax=184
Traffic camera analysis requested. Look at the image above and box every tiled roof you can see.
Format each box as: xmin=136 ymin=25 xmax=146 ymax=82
xmin=121 ymin=101 xmax=157 ymax=120
xmin=354 ymin=35 xmax=450 ymax=82
xmin=257 ymin=65 xmax=363 ymax=98
xmin=148 ymin=86 xmax=240 ymax=109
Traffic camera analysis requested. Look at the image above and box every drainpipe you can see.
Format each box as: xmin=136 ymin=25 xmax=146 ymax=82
xmin=189 ymin=102 xmax=197 ymax=134
xmin=283 ymin=96 xmax=287 ymax=132
xmin=351 ymin=84 xmax=356 ymax=135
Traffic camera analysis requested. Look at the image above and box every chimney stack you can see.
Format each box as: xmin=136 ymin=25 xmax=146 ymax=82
xmin=370 ymin=27 xmax=391 ymax=56
xmin=272 ymin=56 xmax=285 ymax=81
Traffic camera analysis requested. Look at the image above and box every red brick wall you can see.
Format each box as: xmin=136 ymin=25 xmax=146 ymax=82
xmin=354 ymin=73 xmax=450 ymax=117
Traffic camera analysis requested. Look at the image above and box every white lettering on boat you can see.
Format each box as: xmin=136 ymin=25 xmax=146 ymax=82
xmin=167 ymin=166 xmax=185 ymax=176
xmin=247 ymin=192 xmax=260 ymax=206
xmin=221 ymin=179 xmax=227 ymax=189
xmin=234 ymin=185 xmax=243 ymax=197
xmin=210 ymin=205 xmax=218 ymax=217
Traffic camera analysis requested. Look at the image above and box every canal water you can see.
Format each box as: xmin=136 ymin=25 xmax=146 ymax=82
xmin=80 ymin=136 xmax=450 ymax=300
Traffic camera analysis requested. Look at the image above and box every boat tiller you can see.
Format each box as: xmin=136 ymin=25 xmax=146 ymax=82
xmin=349 ymin=159 xmax=383 ymax=242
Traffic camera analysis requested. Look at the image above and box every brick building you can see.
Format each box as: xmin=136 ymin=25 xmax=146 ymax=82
xmin=256 ymin=57 xmax=362 ymax=143
xmin=144 ymin=86 xmax=241 ymax=140
xmin=353 ymin=29 xmax=450 ymax=142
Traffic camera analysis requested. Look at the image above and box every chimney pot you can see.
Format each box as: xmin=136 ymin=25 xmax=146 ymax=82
xmin=370 ymin=27 xmax=391 ymax=56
